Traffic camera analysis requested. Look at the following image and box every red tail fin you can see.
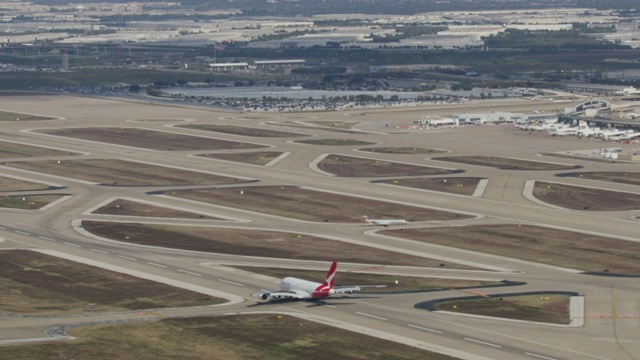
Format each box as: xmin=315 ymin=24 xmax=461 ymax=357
xmin=316 ymin=262 xmax=337 ymax=291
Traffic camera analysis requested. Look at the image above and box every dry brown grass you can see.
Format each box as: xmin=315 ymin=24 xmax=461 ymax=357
xmin=92 ymin=198 xmax=222 ymax=219
xmin=37 ymin=127 xmax=268 ymax=151
xmin=81 ymin=221 xmax=476 ymax=269
xmin=318 ymin=155 xmax=459 ymax=177
xmin=534 ymin=181 xmax=640 ymax=211
xmin=383 ymin=224 xmax=640 ymax=275
xmin=431 ymin=294 xmax=571 ymax=324
xmin=166 ymin=185 xmax=471 ymax=222
xmin=433 ymin=156 xmax=580 ymax=170
xmin=196 ymin=151 xmax=284 ymax=165
xmin=0 ymin=250 xmax=225 ymax=315
xmin=0 ymin=194 xmax=64 ymax=209
xmin=0 ymin=315 xmax=460 ymax=360
xmin=177 ymin=124 xmax=309 ymax=137
xmin=0 ymin=141 xmax=76 ymax=158
xmin=376 ymin=177 xmax=483 ymax=196
xmin=0 ymin=176 xmax=51 ymax=191
xmin=5 ymin=159 xmax=250 ymax=186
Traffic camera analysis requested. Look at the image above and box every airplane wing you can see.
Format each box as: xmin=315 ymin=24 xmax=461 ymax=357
xmin=251 ymin=289 xmax=311 ymax=301
xmin=333 ymin=285 xmax=386 ymax=294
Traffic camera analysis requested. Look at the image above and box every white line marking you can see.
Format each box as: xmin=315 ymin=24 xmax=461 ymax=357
xmin=118 ymin=255 xmax=137 ymax=261
xmin=0 ymin=226 xmax=6 ymax=230
xmin=38 ymin=236 xmax=55 ymax=242
xmin=15 ymin=230 xmax=31 ymax=236
xmin=526 ymin=352 xmax=557 ymax=360
xmin=147 ymin=262 xmax=167 ymax=268
xmin=90 ymin=249 xmax=109 ymax=254
xmin=178 ymin=269 xmax=202 ymax=277
xmin=408 ymin=324 xmax=442 ymax=334
xmin=64 ymin=242 xmax=81 ymax=248
xmin=464 ymin=338 xmax=501 ymax=348
xmin=218 ymin=278 xmax=244 ymax=287
xmin=355 ymin=312 xmax=387 ymax=321
xmin=323 ymin=304 xmax=336 ymax=308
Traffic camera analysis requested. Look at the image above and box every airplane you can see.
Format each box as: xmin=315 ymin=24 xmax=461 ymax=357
xmin=362 ymin=215 xmax=408 ymax=227
xmin=251 ymin=262 xmax=386 ymax=301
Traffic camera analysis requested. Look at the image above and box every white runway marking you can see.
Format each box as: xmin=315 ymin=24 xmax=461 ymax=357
xmin=90 ymin=249 xmax=109 ymax=254
xmin=464 ymin=338 xmax=501 ymax=348
xmin=408 ymin=324 xmax=442 ymax=334
xmin=218 ymin=278 xmax=244 ymax=287
xmin=38 ymin=236 xmax=55 ymax=242
xmin=178 ymin=269 xmax=202 ymax=276
xmin=118 ymin=255 xmax=137 ymax=261
xmin=525 ymin=352 xmax=557 ymax=360
xmin=355 ymin=312 xmax=387 ymax=321
xmin=147 ymin=262 xmax=167 ymax=268
xmin=15 ymin=230 xmax=30 ymax=236
xmin=64 ymin=242 xmax=81 ymax=248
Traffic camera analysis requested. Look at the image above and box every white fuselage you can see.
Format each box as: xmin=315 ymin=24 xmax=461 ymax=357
xmin=280 ymin=277 xmax=330 ymax=299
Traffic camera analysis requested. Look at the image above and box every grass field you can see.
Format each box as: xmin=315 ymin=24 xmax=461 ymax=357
xmin=0 ymin=250 xmax=225 ymax=315
xmin=318 ymin=155 xmax=460 ymax=177
xmin=196 ymin=151 xmax=284 ymax=165
xmin=0 ymin=141 xmax=76 ymax=158
xmin=38 ymin=127 xmax=268 ymax=151
xmin=375 ymin=177 xmax=483 ymax=196
xmin=534 ymin=181 xmax=640 ymax=211
xmin=0 ymin=194 xmax=64 ymax=209
xmin=0 ymin=176 xmax=52 ymax=192
xmin=0 ymin=110 xmax=55 ymax=121
xmin=6 ymin=159 xmax=249 ymax=186
xmin=383 ymin=224 xmax=640 ymax=275
xmin=433 ymin=156 xmax=580 ymax=170
xmin=295 ymin=139 xmax=376 ymax=146
xmin=177 ymin=124 xmax=309 ymax=138
xmin=81 ymin=221 xmax=476 ymax=269
xmin=92 ymin=198 xmax=222 ymax=219
xmin=0 ymin=314 xmax=460 ymax=360
xmin=163 ymin=185 xmax=471 ymax=222
xmin=429 ymin=293 xmax=572 ymax=324
xmin=359 ymin=147 xmax=447 ymax=155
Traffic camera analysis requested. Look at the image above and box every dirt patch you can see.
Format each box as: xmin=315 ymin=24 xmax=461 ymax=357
xmin=359 ymin=147 xmax=447 ymax=155
xmin=196 ymin=151 xmax=284 ymax=165
xmin=92 ymin=199 xmax=222 ymax=219
xmin=534 ymin=181 xmax=640 ymax=211
xmin=233 ymin=266 xmax=504 ymax=293
xmin=382 ymin=224 xmax=640 ymax=275
xmin=0 ymin=250 xmax=225 ymax=315
xmin=0 ymin=194 xmax=64 ymax=209
xmin=162 ymin=185 xmax=471 ymax=222
xmin=6 ymin=159 xmax=250 ymax=186
xmin=177 ymin=124 xmax=309 ymax=137
xmin=434 ymin=155 xmax=580 ymax=170
xmin=425 ymin=293 xmax=572 ymax=324
xmin=81 ymin=221 xmax=475 ymax=269
xmin=37 ymin=127 xmax=268 ymax=151
xmin=558 ymin=171 xmax=640 ymax=186
xmin=318 ymin=155 xmax=460 ymax=177
xmin=375 ymin=177 xmax=484 ymax=196
xmin=0 ymin=141 xmax=77 ymax=158
xmin=1 ymin=314 xmax=461 ymax=360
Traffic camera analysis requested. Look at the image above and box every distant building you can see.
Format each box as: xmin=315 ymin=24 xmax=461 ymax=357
xmin=209 ymin=62 xmax=249 ymax=71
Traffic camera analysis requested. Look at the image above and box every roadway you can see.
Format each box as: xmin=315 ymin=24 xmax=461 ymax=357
xmin=0 ymin=95 xmax=638 ymax=360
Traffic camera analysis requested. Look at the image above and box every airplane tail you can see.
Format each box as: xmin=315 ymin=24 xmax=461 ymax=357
xmin=320 ymin=261 xmax=337 ymax=290
xmin=362 ymin=215 xmax=372 ymax=224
